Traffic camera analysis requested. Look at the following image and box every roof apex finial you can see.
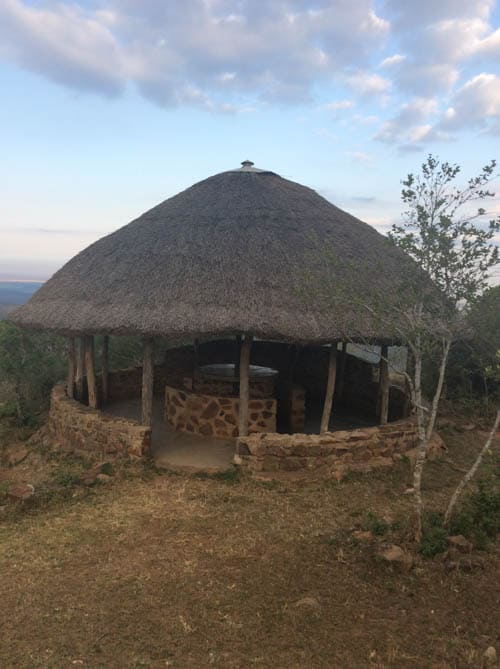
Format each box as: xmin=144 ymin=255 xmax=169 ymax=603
xmin=241 ymin=160 xmax=254 ymax=167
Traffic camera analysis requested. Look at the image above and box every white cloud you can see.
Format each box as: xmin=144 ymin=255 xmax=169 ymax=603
xmin=0 ymin=0 xmax=390 ymax=107
xmin=380 ymin=54 xmax=406 ymax=67
xmin=440 ymin=73 xmax=500 ymax=133
xmin=344 ymin=71 xmax=391 ymax=96
xmin=383 ymin=0 xmax=499 ymax=96
xmin=326 ymin=99 xmax=355 ymax=111
xmin=375 ymin=97 xmax=440 ymax=145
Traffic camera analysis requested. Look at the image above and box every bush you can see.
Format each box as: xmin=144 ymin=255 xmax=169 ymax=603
xmin=449 ymin=463 xmax=500 ymax=549
xmin=420 ymin=464 xmax=500 ymax=555
xmin=419 ymin=511 xmax=448 ymax=557
xmin=0 ymin=322 xmax=66 ymax=424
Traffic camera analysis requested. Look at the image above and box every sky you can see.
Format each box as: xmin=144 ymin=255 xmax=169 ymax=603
xmin=1 ymin=0 xmax=499 ymax=282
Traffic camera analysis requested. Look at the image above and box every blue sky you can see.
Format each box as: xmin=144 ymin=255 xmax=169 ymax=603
xmin=1 ymin=0 xmax=499 ymax=281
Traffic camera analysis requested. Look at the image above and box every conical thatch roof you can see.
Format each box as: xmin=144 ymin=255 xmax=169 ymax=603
xmin=10 ymin=163 xmax=421 ymax=344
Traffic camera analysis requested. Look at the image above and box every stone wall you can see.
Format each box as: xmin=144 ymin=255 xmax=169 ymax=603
xmin=236 ymin=419 xmax=437 ymax=476
xmin=48 ymin=384 xmax=151 ymax=457
xmin=165 ymin=386 xmax=277 ymax=438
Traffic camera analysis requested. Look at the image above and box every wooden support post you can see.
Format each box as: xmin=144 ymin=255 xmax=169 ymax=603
xmin=336 ymin=341 xmax=347 ymax=401
xmin=320 ymin=344 xmax=337 ymax=434
xmin=233 ymin=334 xmax=242 ymax=395
xmin=238 ymin=335 xmax=253 ymax=437
xmin=193 ymin=338 xmax=200 ymax=367
xmin=102 ymin=335 xmax=109 ymax=404
xmin=85 ymin=335 xmax=98 ymax=409
xmin=75 ymin=336 xmax=85 ymax=400
xmin=378 ymin=344 xmax=389 ymax=425
xmin=66 ymin=337 xmax=76 ymax=399
xmin=141 ymin=338 xmax=154 ymax=427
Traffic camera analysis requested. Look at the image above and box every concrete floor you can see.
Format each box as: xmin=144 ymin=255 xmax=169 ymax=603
xmin=105 ymin=397 xmax=379 ymax=472
xmin=105 ymin=398 xmax=236 ymax=471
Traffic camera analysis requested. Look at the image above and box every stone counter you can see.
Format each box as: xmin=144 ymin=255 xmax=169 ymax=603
xmin=165 ymin=385 xmax=277 ymax=438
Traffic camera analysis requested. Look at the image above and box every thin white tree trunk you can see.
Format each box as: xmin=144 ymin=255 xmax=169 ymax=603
xmin=412 ymin=350 xmax=426 ymax=542
xmin=425 ymin=338 xmax=452 ymax=441
xmin=444 ymin=409 xmax=500 ymax=527
xmin=412 ymin=337 xmax=452 ymax=542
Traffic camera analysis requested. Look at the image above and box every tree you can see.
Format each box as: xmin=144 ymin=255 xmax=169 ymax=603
xmin=0 ymin=322 xmax=66 ymax=424
xmin=388 ymin=155 xmax=500 ymax=541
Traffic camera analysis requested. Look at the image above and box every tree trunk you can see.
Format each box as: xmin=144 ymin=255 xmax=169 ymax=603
xmin=378 ymin=343 xmax=389 ymax=425
xmin=412 ymin=337 xmax=452 ymax=542
xmin=75 ymin=336 xmax=85 ymax=401
xmin=444 ymin=409 xmax=500 ymax=526
xmin=85 ymin=335 xmax=97 ymax=409
xmin=141 ymin=338 xmax=154 ymax=427
xmin=238 ymin=335 xmax=253 ymax=437
xmin=66 ymin=337 xmax=76 ymax=399
xmin=320 ymin=344 xmax=337 ymax=434
xmin=102 ymin=335 xmax=109 ymax=404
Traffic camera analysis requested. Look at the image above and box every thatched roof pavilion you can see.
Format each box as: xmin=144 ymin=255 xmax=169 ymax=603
xmin=11 ymin=161 xmax=416 ymax=436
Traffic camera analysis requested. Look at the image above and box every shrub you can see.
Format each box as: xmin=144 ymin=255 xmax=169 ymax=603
xmin=419 ymin=512 xmax=448 ymax=557
xmin=449 ymin=464 xmax=500 ymax=549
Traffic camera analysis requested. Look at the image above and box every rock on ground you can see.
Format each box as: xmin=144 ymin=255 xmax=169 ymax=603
xmin=377 ymin=543 xmax=414 ymax=572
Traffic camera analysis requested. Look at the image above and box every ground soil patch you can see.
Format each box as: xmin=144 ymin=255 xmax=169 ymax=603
xmin=0 ymin=424 xmax=499 ymax=668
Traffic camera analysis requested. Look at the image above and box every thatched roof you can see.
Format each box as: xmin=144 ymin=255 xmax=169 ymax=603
xmin=10 ymin=163 xmax=422 ymax=343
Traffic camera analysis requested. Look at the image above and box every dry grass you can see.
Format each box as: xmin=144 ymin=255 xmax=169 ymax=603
xmin=0 ymin=427 xmax=499 ymax=668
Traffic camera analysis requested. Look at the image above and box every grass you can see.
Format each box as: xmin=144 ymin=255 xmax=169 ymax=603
xmin=0 ymin=425 xmax=499 ymax=668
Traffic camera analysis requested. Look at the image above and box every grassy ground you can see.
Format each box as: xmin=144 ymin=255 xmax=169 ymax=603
xmin=0 ymin=423 xmax=499 ymax=669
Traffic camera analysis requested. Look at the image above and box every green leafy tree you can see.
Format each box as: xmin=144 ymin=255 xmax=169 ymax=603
xmin=388 ymin=155 xmax=500 ymax=541
xmin=0 ymin=322 xmax=66 ymax=424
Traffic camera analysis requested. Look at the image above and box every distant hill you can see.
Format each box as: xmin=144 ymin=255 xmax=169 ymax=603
xmin=0 ymin=282 xmax=43 ymax=320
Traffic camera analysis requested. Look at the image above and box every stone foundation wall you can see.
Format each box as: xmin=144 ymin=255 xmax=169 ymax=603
xmin=165 ymin=386 xmax=277 ymax=438
xmin=48 ymin=384 xmax=151 ymax=457
xmin=236 ymin=420 xmax=432 ymax=476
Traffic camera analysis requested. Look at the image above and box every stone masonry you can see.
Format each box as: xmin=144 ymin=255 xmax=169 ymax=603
xmin=165 ymin=385 xmax=277 ymax=438
xmin=236 ymin=419 xmax=445 ymax=476
xmin=48 ymin=384 xmax=151 ymax=457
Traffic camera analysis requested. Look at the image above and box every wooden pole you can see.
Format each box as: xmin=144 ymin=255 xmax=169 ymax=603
xmin=378 ymin=344 xmax=389 ymax=425
xmin=102 ymin=335 xmax=109 ymax=404
xmin=336 ymin=341 xmax=347 ymax=401
xmin=66 ymin=337 xmax=76 ymax=399
xmin=85 ymin=335 xmax=98 ymax=409
xmin=233 ymin=334 xmax=242 ymax=395
xmin=141 ymin=337 xmax=154 ymax=427
xmin=238 ymin=335 xmax=253 ymax=437
xmin=320 ymin=344 xmax=337 ymax=434
xmin=193 ymin=338 xmax=200 ymax=367
xmin=75 ymin=336 xmax=85 ymax=401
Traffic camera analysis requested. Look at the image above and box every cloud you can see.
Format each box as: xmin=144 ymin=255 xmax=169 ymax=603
xmin=0 ymin=226 xmax=106 ymax=236
xmin=344 ymin=71 xmax=391 ymax=96
xmin=380 ymin=54 xmax=406 ymax=68
xmin=0 ymin=0 xmax=389 ymax=107
xmin=0 ymin=0 xmax=124 ymax=96
xmin=326 ymin=99 xmax=355 ymax=111
xmin=383 ymin=0 xmax=499 ymax=96
xmin=375 ymin=97 xmax=440 ymax=145
xmin=345 ymin=151 xmax=374 ymax=165
xmin=440 ymin=73 xmax=500 ymax=133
